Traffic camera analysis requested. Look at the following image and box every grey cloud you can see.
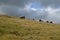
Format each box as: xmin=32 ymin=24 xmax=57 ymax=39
xmin=47 ymin=10 xmax=60 ymax=24
xmin=0 ymin=0 xmax=30 ymax=8
xmin=18 ymin=8 xmax=48 ymax=20
xmin=29 ymin=0 xmax=60 ymax=8
xmin=0 ymin=5 xmax=19 ymax=16
xmin=0 ymin=0 xmax=60 ymax=8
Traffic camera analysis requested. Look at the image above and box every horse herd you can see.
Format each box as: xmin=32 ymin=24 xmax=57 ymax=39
xmin=20 ymin=16 xmax=53 ymax=23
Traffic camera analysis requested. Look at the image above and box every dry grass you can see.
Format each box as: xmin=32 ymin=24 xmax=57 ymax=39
xmin=0 ymin=15 xmax=60 ymax=40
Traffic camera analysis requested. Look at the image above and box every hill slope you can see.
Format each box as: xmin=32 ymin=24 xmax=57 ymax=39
xmin=0 ymin=15 xmax=60 ymax=40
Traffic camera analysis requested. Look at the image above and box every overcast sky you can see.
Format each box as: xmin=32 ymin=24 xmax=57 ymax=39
xmin=0 ymin=0 xmax=60 ymax=23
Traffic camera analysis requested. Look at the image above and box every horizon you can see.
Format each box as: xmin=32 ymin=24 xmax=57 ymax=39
xmin=0 ymin=0 xmax=60 ymax=23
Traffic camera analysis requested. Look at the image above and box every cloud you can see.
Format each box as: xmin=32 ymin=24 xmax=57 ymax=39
xmin=0 ymin=0 xmax=30 ymax=8
xmin=18 ymin=4 xmax=48 ymax=20
xmin=46 ymin=7 xmax=60 ymax=23
xmin=0 ymin=5 xmax=19 ymax=16
xmin=0 ymin=0 xmax=60 ymax=8
xmin=32 ymin=0 xmax=60 ymax=8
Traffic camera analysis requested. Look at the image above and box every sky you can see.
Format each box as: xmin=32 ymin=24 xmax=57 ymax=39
xmin=0 ymin=0 xmax=60 ymax=23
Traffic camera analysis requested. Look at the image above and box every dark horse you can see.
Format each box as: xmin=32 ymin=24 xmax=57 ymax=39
xmin=20 ymin=16 xmax=25 ymax=19
xmin=46 ymin=21 xmax=49 ymax=23
xmin=39 ymin=19 xmax=43 ymax=22
xmin=50 ymin=21 xmax=53 ymax=23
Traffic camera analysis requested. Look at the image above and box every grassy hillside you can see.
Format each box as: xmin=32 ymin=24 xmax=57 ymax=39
xmin=0 ymin=15 xmax=60 ymax=40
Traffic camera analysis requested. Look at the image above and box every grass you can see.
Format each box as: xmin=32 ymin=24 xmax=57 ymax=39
xmin=0 ymin=15 xmax=60 ymax=40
